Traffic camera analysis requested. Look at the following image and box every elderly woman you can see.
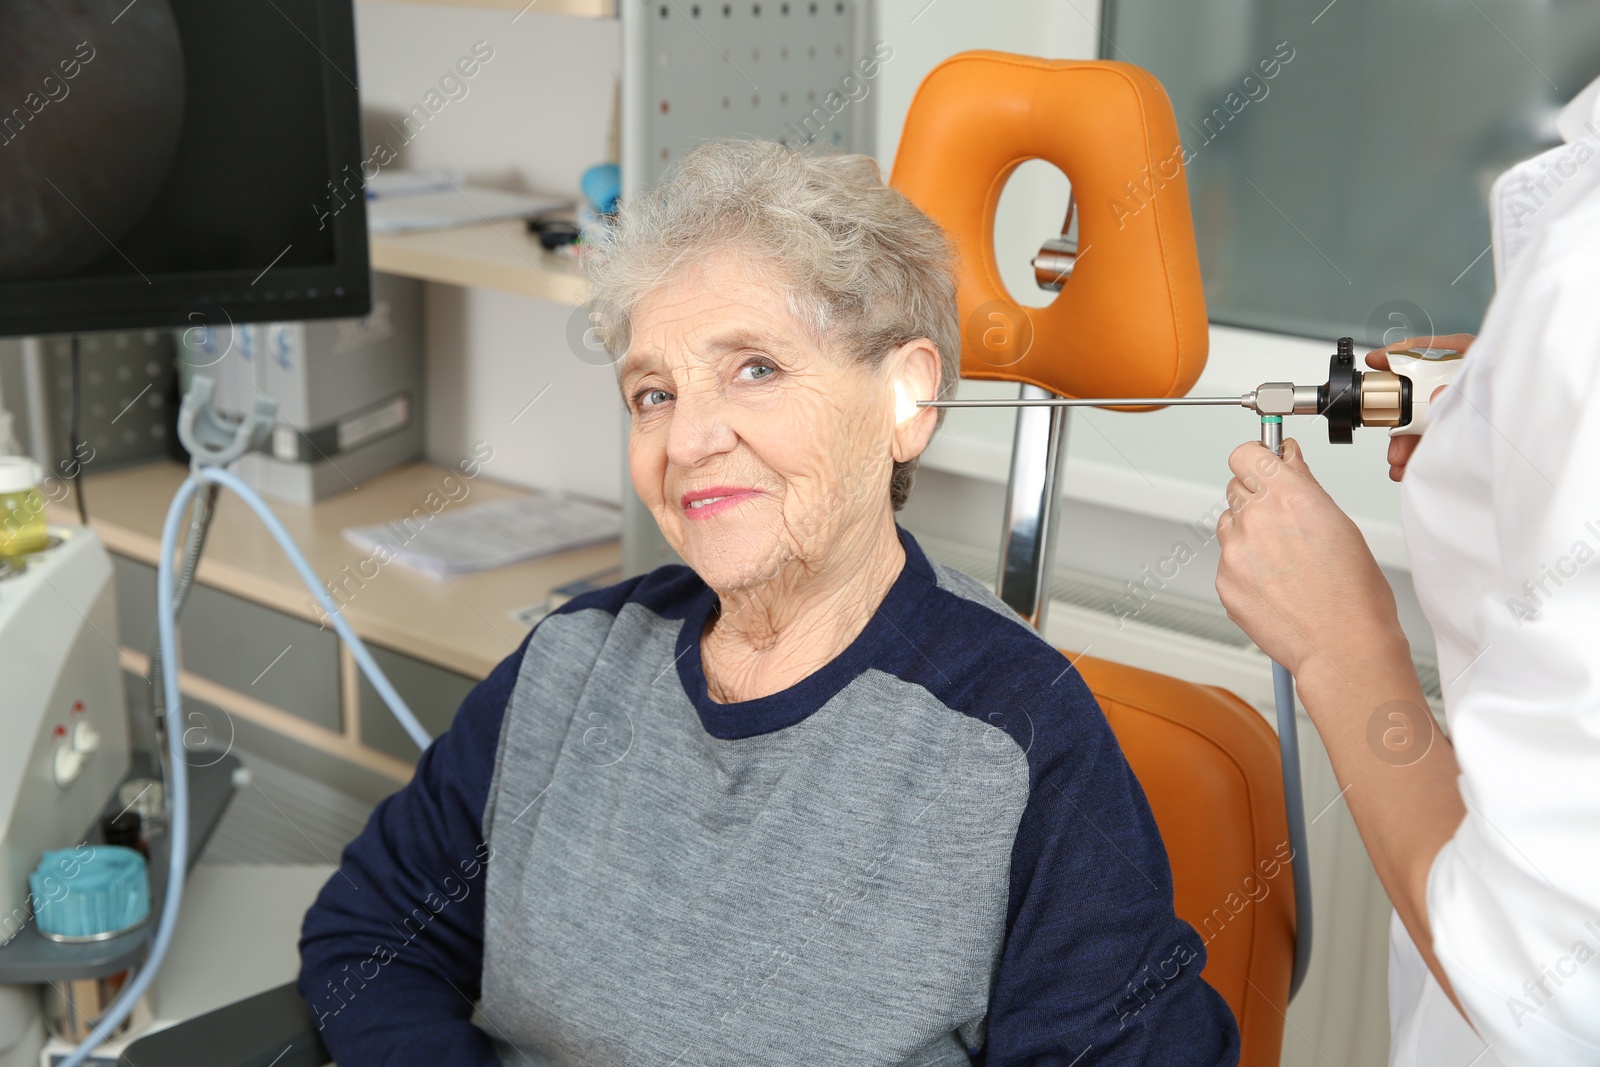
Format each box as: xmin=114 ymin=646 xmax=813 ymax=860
xmin=299 ymin=139 xmax=1239 ymax=1066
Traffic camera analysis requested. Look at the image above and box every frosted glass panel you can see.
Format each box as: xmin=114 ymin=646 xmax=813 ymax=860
xmin=1102 ymin=0 xmax=1600 ymax=345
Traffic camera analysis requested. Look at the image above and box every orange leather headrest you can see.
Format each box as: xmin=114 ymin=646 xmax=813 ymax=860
xmin=890 ymin=52 xmax=1208 ymax=400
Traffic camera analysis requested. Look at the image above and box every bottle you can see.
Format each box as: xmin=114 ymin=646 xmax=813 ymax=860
xmin=0 ymin=456 xmax=48 ymax=556
xmin=102 ymin=811 xmax=148 ymax=859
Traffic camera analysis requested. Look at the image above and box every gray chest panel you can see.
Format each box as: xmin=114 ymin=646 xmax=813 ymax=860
xmin=478 ymin=603 xmax=1031 ymax=1066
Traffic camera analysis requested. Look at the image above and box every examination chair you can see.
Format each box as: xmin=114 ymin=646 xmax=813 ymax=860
xmin=891 ymin=53 xmax=1297 ymax=1065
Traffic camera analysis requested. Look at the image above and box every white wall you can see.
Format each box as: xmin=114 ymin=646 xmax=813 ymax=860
xmin=352 ymin=6 xmax=620 ymax=195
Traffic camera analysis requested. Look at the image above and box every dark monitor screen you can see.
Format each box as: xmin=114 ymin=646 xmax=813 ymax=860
xmin=0 ymin=0 xmax=370 ymax=338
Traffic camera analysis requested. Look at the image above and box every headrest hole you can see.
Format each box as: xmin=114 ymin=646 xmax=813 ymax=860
xmin=994 ymin=159 xmax=1073 ymax=311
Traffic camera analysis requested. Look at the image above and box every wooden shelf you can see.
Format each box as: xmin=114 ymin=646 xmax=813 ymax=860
xmin=48 ymin=460 xmax=621 ymax=680
xmin=370 ymin=220 xmax=591 ymax=306
xmin=357 ymin=0 xmax=615 ymax=17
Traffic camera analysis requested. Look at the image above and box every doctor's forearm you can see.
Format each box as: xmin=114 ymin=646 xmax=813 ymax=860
xmin=1296 ymin=639 xmax=1470 ymax=1017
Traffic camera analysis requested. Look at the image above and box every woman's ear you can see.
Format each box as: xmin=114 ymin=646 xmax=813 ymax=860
xmin=888 ymin=338 xmax=941 ymax=464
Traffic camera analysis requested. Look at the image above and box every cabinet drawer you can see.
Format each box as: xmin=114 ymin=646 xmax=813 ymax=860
xmin=111 ymin=553 xmax=342 ymax=733
xmin=357 ymin=645 xmax=477 ymax=762
xmin=182 ymin=582 xmax=341 ymax=732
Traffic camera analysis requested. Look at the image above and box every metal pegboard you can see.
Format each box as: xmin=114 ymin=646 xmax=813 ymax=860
xmin=622 ymin=0 xmax=878 ymax=195
xmin=45 ymin=330 xmax=179 ymax=473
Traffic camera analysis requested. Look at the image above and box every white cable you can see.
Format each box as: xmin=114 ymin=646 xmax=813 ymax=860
xmin=57 ymin=467 xmax=433 ymax=1065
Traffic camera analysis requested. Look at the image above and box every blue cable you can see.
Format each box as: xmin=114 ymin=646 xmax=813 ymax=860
xmin=57 ymin=467 xmax=433 ymax=1065
xmin=188 ymin=468 xmax=430 ymax=751
xmin=1274 ymin=659 xmax=1313 ymax=1000
xmin=1257 ymin=416 xmax=1312 ymax=1002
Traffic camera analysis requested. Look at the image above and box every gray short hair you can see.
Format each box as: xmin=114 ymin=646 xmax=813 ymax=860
xmin=585 ymin=137 xmax=960 ymax=511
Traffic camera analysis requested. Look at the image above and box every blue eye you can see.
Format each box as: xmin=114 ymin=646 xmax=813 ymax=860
xmin=741 ymin=360 xmax=776 ymax=381
xmin=636 ymin=388 xmax=671 ymax=410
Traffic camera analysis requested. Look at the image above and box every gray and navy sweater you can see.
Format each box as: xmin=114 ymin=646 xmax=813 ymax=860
xmin=298 ymin=524 xmax=1240 ymax=1065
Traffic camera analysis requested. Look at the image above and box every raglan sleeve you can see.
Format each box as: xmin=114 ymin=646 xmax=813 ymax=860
xmin=296 ymin=629 xmax=534 ymax=1066
xmin=975 ymin=668 xmax=1241 ymax=1067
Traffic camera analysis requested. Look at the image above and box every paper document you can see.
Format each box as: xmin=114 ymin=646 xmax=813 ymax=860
xmin=367 ymin=186 xmax=573 ymax=234
xmin=366 ymin=168 xmax=463 ymax=199
xmin=343 ymin=495 xmax=621 ymax=577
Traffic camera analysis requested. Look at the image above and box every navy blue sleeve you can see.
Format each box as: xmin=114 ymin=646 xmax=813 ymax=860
xmin=977 ymin=670 xmax=1241 ymax=1067
xmin=296 ymin=630 xmax=533 ymax=1067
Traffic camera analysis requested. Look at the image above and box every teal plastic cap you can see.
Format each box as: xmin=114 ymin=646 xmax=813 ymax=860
xmin=30 ymin=845 xmax=150 ymax=941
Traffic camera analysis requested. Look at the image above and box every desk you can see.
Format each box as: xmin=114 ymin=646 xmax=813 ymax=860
xmin=49 ymin=460 xmax=621 ymax=785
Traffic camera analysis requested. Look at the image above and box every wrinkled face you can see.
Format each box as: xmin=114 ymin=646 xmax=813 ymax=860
xmin=620 ymin=248 xmax=902 ymax=595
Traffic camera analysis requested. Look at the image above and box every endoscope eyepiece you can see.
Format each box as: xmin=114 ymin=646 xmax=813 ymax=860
xmin=1316 ymin=336 xmax=1414 ymax=443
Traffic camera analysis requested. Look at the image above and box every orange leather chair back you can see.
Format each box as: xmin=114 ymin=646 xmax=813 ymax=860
xmin=1073 ymin=652 xmax=1294 ymax=1066
xmin=889 ymin=52 xmax=1208 ymax=401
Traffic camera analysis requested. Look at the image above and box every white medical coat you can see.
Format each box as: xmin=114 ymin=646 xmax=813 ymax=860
xmin=1388 ymin=73 xmax=1600 ymax=1067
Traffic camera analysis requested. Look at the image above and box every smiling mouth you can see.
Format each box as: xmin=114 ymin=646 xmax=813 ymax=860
xmin=680 ymin=488 xmax=760 ymax=518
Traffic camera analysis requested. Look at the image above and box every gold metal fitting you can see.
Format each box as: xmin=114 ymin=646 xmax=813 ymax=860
xmin=1359 ymin=370 xmax=1405 ymax=427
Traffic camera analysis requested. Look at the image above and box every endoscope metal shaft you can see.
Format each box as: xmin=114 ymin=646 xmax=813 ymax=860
xmin=917 ymin=385 xmax=1323 ymax=415
xmin=920 ymin=394 xmax=1255 ymax=409
xmin=916 ymin=337 xmax=1445 ymax=443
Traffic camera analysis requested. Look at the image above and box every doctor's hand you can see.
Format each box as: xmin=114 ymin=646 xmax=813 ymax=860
xmin=1214 ymin=438 xmax=1407 ymax=683
xmin=1366 ymin=333 xmax=1476 ymax=482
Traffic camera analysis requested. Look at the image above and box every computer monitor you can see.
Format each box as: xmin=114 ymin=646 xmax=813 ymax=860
xmin=0 ymin=0 xmax=371 ymax=338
